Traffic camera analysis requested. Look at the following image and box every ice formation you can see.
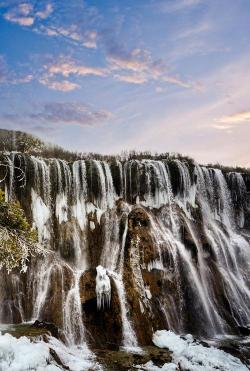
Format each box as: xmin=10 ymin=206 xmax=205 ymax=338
xmin=31 ymin=189 xmax=50 ymax=244
xmin=95 ymin=265 xmax=111 ymax=310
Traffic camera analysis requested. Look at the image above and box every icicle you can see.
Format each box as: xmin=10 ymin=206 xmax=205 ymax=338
xmin=95 ymin=265 xmax=111 ymax=310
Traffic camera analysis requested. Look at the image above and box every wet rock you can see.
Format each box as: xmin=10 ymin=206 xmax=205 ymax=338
xmin=0 ymin=268 xmax=26 ymax=324
xmin=37 ymin=263 xmax=72 ymax=329
xmin=95 ymin=345 xmax=173 ymax=371
xmin=238 ymin=325 xmax=250 ymax=336
xmin=56 ymin=221 xmax=77 ymax=261
xmin=87 ymin=213 xmax=104 ymax=268
xmin=1 ymin=323 xmax=51 ymax=339
xmin=80 ymin=270 xmax=123 ymax=349
xmin=49 ymin=348 xmax=70 ymax=370
xmin=32 ymin=320 xmax=59 ymax=338
xmin=122 ymin=207 xmax=169 ymax=345
xmin=217 ymin=340 xmax=250 ymax=366
xmin=128 ymin=207 xmax=151 ymax=229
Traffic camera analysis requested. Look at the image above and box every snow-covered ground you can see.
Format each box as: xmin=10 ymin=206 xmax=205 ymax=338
xmin=0 ymin=329 xmax=249 ymax=371
xmin=135 ymin=330 xmax=248 ymax=371
xmin=0 ymin=331 xmax=102 ymax=371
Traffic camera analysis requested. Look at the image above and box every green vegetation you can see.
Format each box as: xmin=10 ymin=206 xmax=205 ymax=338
xmin=0 ymin=129 xmax=44 ymax=154
xmin=0 ymin=323 xmax=50 ymax=339
xmin=0 ymin=189 xmax=41 ymax=273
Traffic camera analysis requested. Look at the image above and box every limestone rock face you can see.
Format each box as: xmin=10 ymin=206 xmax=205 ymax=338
xmin=38 ymin=264 xmax=73 ymax=328
xmin=0 ymin=268 xmax=24 ymax=323
xmin=80 ymin=270 xmax=123 ymax=349
xmin=123 ymin=207 xmax=168 ymax=345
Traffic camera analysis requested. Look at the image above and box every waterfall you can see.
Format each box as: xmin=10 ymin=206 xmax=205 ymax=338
xmin=100 ymin=208 xmax=140 ymax=350
xmin=64 ymin=270 xmax=86 ymax=345
xmin=196 ymin=166 xmax=250 ymax=326
xmin=227 ymin=172 xmax=247 ymax=228
xmin=0 ymin=152 xmax=249 ymax=351
xmin=113 ymin=217 xmax=140 ymax=351
xmin=172 ymin=159 xmax=196 ymax=215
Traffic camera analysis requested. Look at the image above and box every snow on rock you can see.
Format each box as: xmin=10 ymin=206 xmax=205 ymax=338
xmin=152 ymin=330 xmax=248 ymax=371
xmin=95 ymin=265 xmax=111 ymax=310
xmin=135 ymin=360 xmax=177 ymax=370
xmin=72 ymin=198 xmax=87 ymax=231
xmin=90 ymin=221 xmax=95 ymax=231
xmin=0 ymin=332 xmax=103 ymax=371
xmin=0 ymin=332 xmax=60 ymax=371
xmin=55 ymin=193 xmax=68 ymax=224
xmin=134 ymin=361 xmax=176 ymax=371
xmin=48 ymin=336 xmax=103 ymax=371
xmin=86 ymin=202 xmax=104 ymax=224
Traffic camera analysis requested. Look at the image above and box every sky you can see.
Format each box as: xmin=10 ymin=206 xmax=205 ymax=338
xmin=0 ymin=0 xmax=250 ymax=166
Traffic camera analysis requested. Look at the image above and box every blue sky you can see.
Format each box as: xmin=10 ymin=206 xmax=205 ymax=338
xmin=0 ymin=0 xmax=250 ymax=166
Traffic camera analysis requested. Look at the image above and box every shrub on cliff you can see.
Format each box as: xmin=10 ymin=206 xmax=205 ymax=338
xmin=0 ymin=129 xmax=44 ymax=154
xmin=0 ymin=189 xmax=43 ymax=273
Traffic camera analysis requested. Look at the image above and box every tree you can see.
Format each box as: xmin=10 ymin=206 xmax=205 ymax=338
xmin=0 ymin=189 xmax=44 ymax=273
xmin=0 ymin=129 xmax=44 ymax=154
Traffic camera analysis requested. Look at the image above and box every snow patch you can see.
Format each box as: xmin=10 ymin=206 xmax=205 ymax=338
xmin=55 ymin=193 xmax=68 ymax=224
xmin=0 ymin=332 xmax=60 ymax=371
xmin=0 ymin=332 xmax=103 ymax=371
xmin=90 ymin=221 xmax=95 ymax=231
xmin=72 ymin=198 xmax=86 ymax=231
xmin=152 ymin=330 xmax=248 ymax=371
xmin=86 ymin=202 xmax=104 ymax=224
xmin=135 ymin=360 xmax=177 ymax=370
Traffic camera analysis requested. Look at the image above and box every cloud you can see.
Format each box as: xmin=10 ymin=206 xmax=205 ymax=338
xmin=3 ymin=2 xmax=53 ymax=27
xmin=39 ymin=76 xmax=80 ymax=92
xmin=45 ymin=57 xmax=106 ymax=78
xmin=216 ymin=111 xmax=250 ymax=124
xmin=41 ymin=25 xmax=98 ymax=49
xmin=177 ymin=21 xmax=211 ymax=39
xmin=107 ymin=48 xmax=150 ymax=73
xmin=106 ymin=46 xmax=194 ymax=88
xmin=162 ymin=75 xmax=192 ymax=88
xmin=3 ymin=1 xmax=99 ymax=50
xmin=0 ymin=55 xmax=8 ymax=83
xmin=212 ymin=124 xmax=232 ymax=130
xmin=32 ymin=102 xmax=113 ymax=126
xmin=114 ymin=74 xmax=147 ymax=84
xmin=82 ymin=30 xmax=97 ymax=49
xmin=161 ymin=0 xmax=202 ymax=12
xmin=36 ymin=23 xmax=98 ymax=49
xmin=39 ymin=50 xmax=196 ymax=89
xmin=36 ymin=3 xmax=53 ymax=20
xmin=0 ymin=54 xmax=34 ymax=86
xmin=2 ymin=2 xmax=198 ymax=91
xmin=4 ymin=3 xmax=34 ymax=26
xmin=12 ymin=74 xmax=34 ymax=84
xmin=38 ymin=56 xmax=107 ymax=91
xmin=1 ymin=102 xmax=113 ymax=128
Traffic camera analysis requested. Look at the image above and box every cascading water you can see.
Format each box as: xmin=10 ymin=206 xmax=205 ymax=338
xmin=0 ymin=153 xmax=249 ymax=361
